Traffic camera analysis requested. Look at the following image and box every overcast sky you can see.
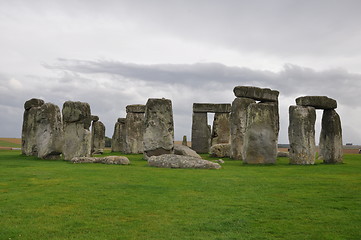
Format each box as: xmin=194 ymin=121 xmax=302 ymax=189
xmin=1 ymin=0 xmax=361 ymax=144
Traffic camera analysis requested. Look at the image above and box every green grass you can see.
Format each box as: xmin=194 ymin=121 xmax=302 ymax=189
xmin=0 ymin=140 xmax=21 ymax=148
xmin=0 ymin=150 xmax=360 ymax=240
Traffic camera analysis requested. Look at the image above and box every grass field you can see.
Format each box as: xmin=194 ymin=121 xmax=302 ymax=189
xmin=0 ymin=150 xmax=360 ymax=240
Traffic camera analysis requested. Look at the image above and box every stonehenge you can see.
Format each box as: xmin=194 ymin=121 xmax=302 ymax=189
xmin=91 ymin=115 xmax=106 ymax=154
xmin=111 ymin=118 xmax=126 ymax=152
xmin=124 ymin=104 xmax=145 ymax=154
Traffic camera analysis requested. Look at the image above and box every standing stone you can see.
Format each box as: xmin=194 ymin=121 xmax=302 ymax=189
xmin=143 ymin=98 xmax=174 ymax=159
xmin=91 ymin=119 xmax=106 ymax=154
xmin=111 ymin=118 xmax=126 ymax=152
xmin=35 ymin=103 xmax=63 ymax=159
xmin=125 ymin=105 xmax=145 ymax=154
xmin=62 ymin=101 xmax=92 ymax=161
xmin=182 ymin=135 xmax=188 ymax=146
xmin=319 ymin=109 xmax=343 ymax=163
xmin=230 ymin=97 xmax=255 ymax=160
xmin=22 ymin=98 xmax=44 ymax=156
xmin=288 ymin=105 xmax=316 ymax=165
xmin=191 ymin=112 xmax=210 ymax=153
xmin=243 ymin=102 xmax=279 ymax=164
xmin=211 ymin=113 xmax=231 ymax=146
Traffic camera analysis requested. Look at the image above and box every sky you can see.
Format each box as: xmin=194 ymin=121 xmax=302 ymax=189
xmin=1 ymin=0 xmax=361 ymax=144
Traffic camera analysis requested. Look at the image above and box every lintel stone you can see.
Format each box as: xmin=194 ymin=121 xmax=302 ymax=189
xmin=193 ymin=103 xmax=231 ymax=113
xmin=233 ymin=86 xmax=279 ymax=102
xmin=296 ymin=96 xmax=337 ymax=109
xmin=126 ymin=104 xmax=146 ymax=113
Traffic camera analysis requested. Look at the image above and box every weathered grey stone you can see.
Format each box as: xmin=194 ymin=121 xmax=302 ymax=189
xmin=22 ymin=99 xmax=43 ymax=156
xmin=91 ymin=120 xmax=105 ymax=154
xmin=174 ymin=144 xmax=202 ymax=158
xmin=182 ymin=135 xmax=188 ymax=146
xmin=230 ymin=97 xmax=255 ymax=160
xmin=243 ymin=102 xmax=279 ymax=164
xmin=211 ymin=113 xmax=231 ymax=145
xmin=319 ymin=109 xmax=343 ymax=163
xmin=214 ymin=159 xmax=225 ymax=164
xmin=62 ymin=101 xmax=92 ymax=161
xmin=148 ymin=154 xmax=221 ymax=169
xmin=233 ymin=86 xmax=279 ymax=102
xmin=210 ymin=143 xmax=231 ymax=158
xmin=125 ymin=111 xmax=145 ymax=154
xmin=91 ymin=115 xmax=99 ymax=122
xmin=193 ymin=103 xmax=231 ymax=113
xmin=143 ymin=98 xmax=174 ymax=159
xmin=35 ymin=103 xmax=63 ymax=159
xmin=296 ymin=96 xmax=337 ymax=109
xmin=191 ymin=112 xmax=210 ymax=153
xmin=111 ymin=118 xmax=126 ymax=152
xmin=277 ymin=151 xmax=289 ymax=158
xmin=24 ymin=98 xmax=44 ymax=110
xmin=126 ymin=104 xmax=146 ymax=113
xmin=288 ymin=105 xmax=316 ymax=165
xmin=71 ymin=156 xmax=130 ymax=165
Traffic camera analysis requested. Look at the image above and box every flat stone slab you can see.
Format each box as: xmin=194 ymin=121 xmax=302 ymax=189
xmin=126 ymin=104 xmax=146 ymax=113
xmin=71 ymin=156 xmax=130 ymax=165
xmin=296 ymin=96 xmax=337 ymax=109
xmin=233 ymin=86 xmax=279 ymax=102
xmin=193 ymin=103 xmax=231 ymax=113
xmin=148 ymin=154 xmax=221 ymax=169
xmin=174 ymin=144 xmax=202 ymax=158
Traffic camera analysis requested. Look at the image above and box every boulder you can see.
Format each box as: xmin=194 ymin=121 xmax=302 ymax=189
xmin=233 ymin=86 xmax=279 ymax=102
xmin=210 ymin=143 xmax=231 ymax=158
xmin=211 ymin=113 xmax=230 ymax=145
xmin=71 ymin=156 xmax=130 ymax=165
xmin=111 ymin=118 xmax=126 ymax=152
xmin=91 ymin=120 xmax=105 ymax=154
xmin=296 ymin=96 xmax=337 ymax=109
xmin=193 ymin=103 xmax=231 ymax=113
xmin=174 ymin=144 xmax=202 ymax=158
xmin=148 ymin=154 xmax=221 ymax=169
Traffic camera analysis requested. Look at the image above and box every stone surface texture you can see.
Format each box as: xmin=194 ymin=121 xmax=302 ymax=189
xmin=125 ymin=109 xmax=145 ymax=154
xmin=230 ymin=97 xmax=255 ymax=160
xmin=210 ymin=143 xmax=231 ymax=158
xmin=111 ymin=118 xmax=126 ymax=152
xmin=71 ymin=156 xmax=130 ymax=165
xmin=319 ymin=109 xmax=343 ymax=163
xmin=288 ymin=105 xmax=316 ymax=164
xmin=148 ymin=154 xmax=221 ymax=169
xmin=233 ymin=86 xmax=279 ymax=102
xmin=296 ymin=96 xmax=337 ymax=109
xmin=211 ymin=113 xmax=231 ymax=145
xmin=193 ymin=103 xmax=231 ymax=113
xmin=174 ymin=144 xmax=202 ymax=158
xmin=191 ymin=112 xmax=210 ymax=153
xmin=91 ymin=120 xmax=105 ymax=154
xmin=143 ymin=98 xmax=174 ymax=159
xmin=126 ymin=104 xmax=146 ymax=113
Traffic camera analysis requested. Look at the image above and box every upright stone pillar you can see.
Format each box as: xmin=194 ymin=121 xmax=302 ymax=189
xmin=111 ymin=118 xmax=126 ymax=152
xmin=211 ymin=113 xmax=230 ymax=145
xmin=319 ymin=109 xmax=343 ymax=163
xmin=288 ymin=105 xmax=316 ymax=164
xmin=143 ymin=98 xmax=174 ymax=159
xmin=22 ymin=98 xmax=44 ymax=156
xmin=124 ymin=104 xmax=145 ymax=154
xmin=91 ymin=116 xmax=105 ymax=154
xmin=243 ymin=102 xmax=279 ymax=164
xmin=230 ymin=97 xmax=255 ymax=160
xmin=62 ymin=101 xmax=92 ymax=161
xmin=191 ymin=112 xmax=210 ymax=153
xmin=182 ymin=135 xmax=188 ymax=146
xmin=35 ymin=103 xmax=63 ymax=159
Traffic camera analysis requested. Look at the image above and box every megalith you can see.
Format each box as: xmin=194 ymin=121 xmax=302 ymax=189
xmin=91 ymin=116 xmax=106 ymax=154
xmin=191 ymin=112 xmax=209 ymax=153
xmin=211 ymin=112 xmax=231 ymax=145
xmin=22 ymin=98 xmax=44 ymax=156
xmin=143 ymin=98 xmax=174 ymax=159
xmin=124 ymin=104 xmax=145 ymax=154
xmin=35 ymin=102 xmax=63 ymax=159
xmin=230 ymin=97 xmax=255 ymax=160
xmin=319 ymin=109 xmax=343 ymax=163
xmin=243 ymin=102 xmax=279 ymax=164
xmin=62 ymin=101 xmax=92 ymax=161
xmin=111 ymin=118 xmax=126 ymax=152
xmin=288 ymin=105 xmax=316 ymax=164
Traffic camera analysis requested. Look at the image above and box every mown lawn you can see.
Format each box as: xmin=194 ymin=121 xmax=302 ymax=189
xmin=0 ymin=150 xmax=360 ymax=240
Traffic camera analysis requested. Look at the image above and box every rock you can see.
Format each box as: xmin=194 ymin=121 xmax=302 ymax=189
xmin=126 ymin=104 xmax=146 ymax=113
xmin=243 ymin=102 xmax=279 ymax=164
xmin=111 ymin=118 xmax=126 ymax=152
xmin=71 ymin=156 xmax=130 ymax=165
xmin=143 ymin=98 xmax=174 ymax=159
xmin=210 ymin=143 xmax=231 ymax=158
xmin=62 ymin=101 xmax=92 ymax=161
xmin=319 ymin=109 xmax=343 ymax=163
xmin=288 ymin=105 xmax=316 ymax=164
xmin=182 ymin=135 xmax=188 ymax=146
xmin=91 ymin=120 xmax=105 ymax=154
xmin=125 ymin=105 xmax=145 ymax=154
xmin=214 ymin=159 xmax=225 ymax=164
xmin=148 ymin=154 xmax=221 ymax=169
xmin=211 ymin=113 xmax=230 ymax=145
xmin=91 ymin=115 xmax=99 ymax=122
xmin=296 ymin=96 xmax=337 ymax=109
xmin=233 ymin=86 xmax=279 ymax=102
xmin=24 ymin=98 xmax=44 ymax=110
xmin=174 ymin=144 xmax=202 ymax=158
xmin=35 ymin=103 xmax=63 ymax=159
xmin=191 ymin=112 xmax=211 ymax=153
xmin=277 ymin=151 xmax=289 ymax=158
xmin=230 ymin=97 xmax=255 ymax=160
xmin=193 ymin=103 xmax=231 ymax=113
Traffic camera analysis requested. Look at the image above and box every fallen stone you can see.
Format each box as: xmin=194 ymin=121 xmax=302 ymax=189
xmin=233 ymin=86 xmax=279 ymax=102
xmin=174 ymin=144 xmax=202 ymax=158
xmin=148 ymin=154 xmax=221 ymax=169
xmin=214 ymin=159 xmax=225 ymax=164
xmin=210 ymin=143 xmax=231 ymax=158
xmin=71 ymin=156 xmax=130 ymax=165
xmin=296 ymin=96 xmax=337 ymax=109
xmin=193 ymin=103 xmax=231 ymax=113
